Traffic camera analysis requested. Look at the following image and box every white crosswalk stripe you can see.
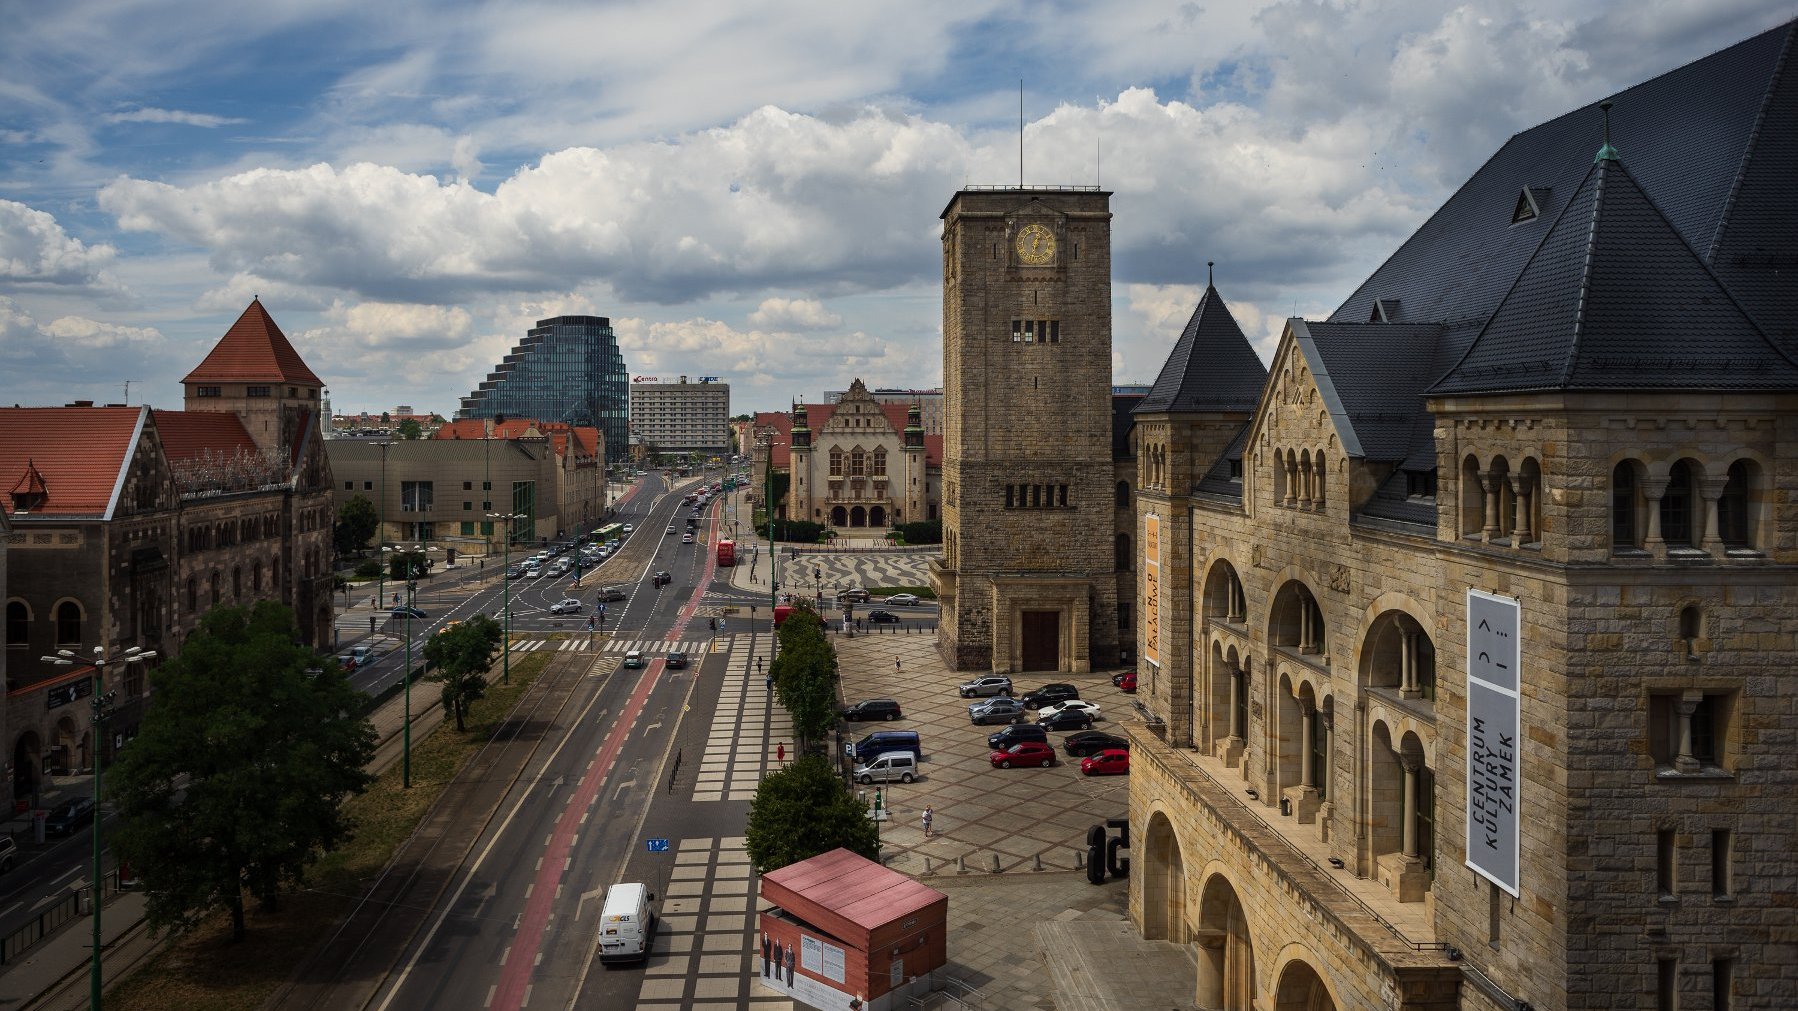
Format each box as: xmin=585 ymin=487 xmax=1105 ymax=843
xmin=600 ymin=638 xmax=712 ymax=654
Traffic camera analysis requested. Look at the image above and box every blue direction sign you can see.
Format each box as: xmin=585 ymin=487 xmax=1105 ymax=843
xmin=646 ymin=838 xmax=671 ymax=853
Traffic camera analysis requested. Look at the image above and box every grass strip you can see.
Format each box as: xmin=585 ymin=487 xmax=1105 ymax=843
xmin=107 ymin=650 xmax=554 ymax=1011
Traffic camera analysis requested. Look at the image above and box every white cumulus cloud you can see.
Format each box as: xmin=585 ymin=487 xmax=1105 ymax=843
xmin=0 ymin=200 xmax=119 ymax=290
xmin=748 ymin=297 xmax=842 ymax=330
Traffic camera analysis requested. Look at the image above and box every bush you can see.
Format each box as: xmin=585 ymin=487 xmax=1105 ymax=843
xmin=893 ymin=520 xmax=941 ymax=544
xmin=756 ymin=518 xmax=829 ymax=543
xmin=353 ymin=559 xmax=383 ymax=579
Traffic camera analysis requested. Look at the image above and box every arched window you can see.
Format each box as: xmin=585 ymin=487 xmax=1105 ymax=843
xmin=1115 ymin=533 xmax=1133 ymax=572
xmin=1202 ymin=562 xmax=1247 ymax=624
xmin=252 ymin=563 xmax=262 ymax=593
xmin=1365 ymin=612 xmax=1436 ymax=701
xmin=872 ymin=448 xmax=887 ymax=476
xmin=55 ymin=601 xmax=82 ymax=645
xmin=5 ymin=600 xmax=28 ymax=646
xmin=1718 ymin=460 xmax=1752 ymax=548
xmin=1660 ymin=460 xmax=1698 ymax=547
xmin=1461 ymin=455 xmax=1485 ymax=536
xmin=210 ymin=571 xmax=221 ymax=605
xmin=233 ymin=566 xmax=243 ymax=599
xmin=1271 ymin=581 xmax=1326 ymax=656
xmin=186 ymin=578 xmax=197 ymax=613
xmin=1611 ymin=462 xmax=1639 ymax=549
xmin=1678 ymin=605 xmax=1702 ymax=658
xmin=1115 ymin=480 xmax=1130 ymax=508
xmin=829 ymin=447 xmax=843 ymax=476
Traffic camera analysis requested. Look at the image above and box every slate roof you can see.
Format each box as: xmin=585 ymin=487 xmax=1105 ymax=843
xmin=0 ymin=407 xmax=145 ymax=518
xmin=1333 ymin=21 xmax=1796 ymax=353
xmin=182 ymin=299 xmax=324 ymax=387
xmin=1431 ymin=156 xmax=1798 ymax=395
xmin=1295 ymin=322 xmax=1446 ymax=459
xmin=1194 ymin=423 xmax=1252 ymax=502
xmin=1135 ymin=285 xmax=1268 ymax=415
xmin=1112 ymin=393 xmax=1144 ymax=458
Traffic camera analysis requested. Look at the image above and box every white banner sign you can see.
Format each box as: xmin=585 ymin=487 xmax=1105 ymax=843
xmin=1465 ymin=589 xmax=1521 ymax=897
xmin=801 ymin=934 xmax=847 ymax=983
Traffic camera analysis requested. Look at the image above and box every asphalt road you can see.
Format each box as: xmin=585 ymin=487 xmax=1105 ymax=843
xmin=305 ymin=467 xmax=739 ymax=1011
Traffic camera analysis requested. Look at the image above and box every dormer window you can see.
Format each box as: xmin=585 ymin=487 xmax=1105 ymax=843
xmin=1405 ymin=469 xmax=1438 ymax=500
xmin=1368 ymin=299 xmax=1400 ymax=323
xmin=1512 ymin=186 xmax=1548 ymax=224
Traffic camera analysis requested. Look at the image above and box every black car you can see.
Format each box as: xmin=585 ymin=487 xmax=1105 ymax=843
xmin=653 ymin=571 xmax=672 ymax=588
xmin=390 ymin=605 xmax=427 ymax=620
xmin=505 ymin=565 xmax=524 ymax=580
xmin=44 ymin=796 xmax=95 ymax=837
xmin=842 ymin=698 xmax=903 ymax=721
xmin=866 ymin=609 xmax=901 ymax=624
xmin=1021 ymin=683 xmax=1080 ymax=709
xmin=1063 ymin=731 xmax=1129 ymax=757
xmin=666 ymin=651 xmax=689 ymax=669
xmin=987 ymin=723 xmax=1049 ymax=751
xmin=1038 ymin=708 xmax=1095 ymax=732
xmin=596 ymin=587 xmax=628 ymax=602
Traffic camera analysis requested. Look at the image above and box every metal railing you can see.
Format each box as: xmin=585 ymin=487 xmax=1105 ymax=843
xmin=1 ymin=867 xmax=123 ymax=966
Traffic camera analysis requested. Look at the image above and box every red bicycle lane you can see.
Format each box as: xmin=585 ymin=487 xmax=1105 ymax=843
xmin=488 ymin=494 xmax=727 ymax=1010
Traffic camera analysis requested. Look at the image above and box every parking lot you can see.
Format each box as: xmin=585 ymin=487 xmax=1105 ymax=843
xmin=830 ymin=629 xmax=1133 ymax=875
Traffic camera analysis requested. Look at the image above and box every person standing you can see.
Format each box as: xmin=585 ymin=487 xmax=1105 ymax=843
xmin=921 ymin=805 xmax=933 ymax=838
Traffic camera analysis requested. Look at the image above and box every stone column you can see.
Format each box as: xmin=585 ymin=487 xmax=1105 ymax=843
xmin=1298 ymin=461 xmax=1313 ymax=510
xmin=1401 ymin=754 xmax=1421 ymax=859
xmin=1699 ymin=476 xmax=1729 ymax=554
xmin=1509 ymin=472 xmax=1532 ymax=546
xmin=1644 ymin=488 xmax=1666 ymax=555
xmin=1299 ymin=702 xmax=1316 ymax=789
xmin=1228 ymin=667 xmax=1242 ymax=738
xmin=1284 ymin=458 xmax=1298 ymax=507
xmin=1480 ymin=472 xmax=1500 ymax=542
xmin=1675 ymin=693 xmax=1702 ymax=774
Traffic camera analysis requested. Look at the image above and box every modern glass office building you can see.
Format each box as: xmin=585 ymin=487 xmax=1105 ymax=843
xmin=457 ymin=315 xmax=629 ymax=461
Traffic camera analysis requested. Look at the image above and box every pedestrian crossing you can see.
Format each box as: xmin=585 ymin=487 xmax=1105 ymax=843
xmin=504 ymin=636 xmax=729 ymax=654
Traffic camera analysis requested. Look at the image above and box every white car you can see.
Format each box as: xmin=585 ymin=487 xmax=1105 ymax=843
xmin=548 ymin=598 xmax=583 ymax=615
xmin=886 ymin=593 xmax=922 ymax=606
xmin=622 ymin=524 xmax=635 ymax=534
xmin=1036 ymin=699 xmax=1102 ymax=722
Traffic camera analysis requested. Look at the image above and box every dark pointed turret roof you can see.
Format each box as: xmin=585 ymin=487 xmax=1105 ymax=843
xmin=1430 ymin=154 xmax=1798 ymax=395
xmin=1135 ymin=284 xmax=1268 ymax=414
xmin=183 ymin=298 xmax=324 ymax=387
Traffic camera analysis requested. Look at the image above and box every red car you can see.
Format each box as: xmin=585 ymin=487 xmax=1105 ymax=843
xmin=1081 ymin=749 xmax=1131 ymax=776
xmin=1117 ymin=672 xmax=1137 ymax=693
xmin=990 ymin=741 xmax=1056 ymax=769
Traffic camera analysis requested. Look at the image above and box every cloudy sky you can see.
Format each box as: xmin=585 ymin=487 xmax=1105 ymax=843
xmin=1 ymin=1 xmax=1789 ymax=416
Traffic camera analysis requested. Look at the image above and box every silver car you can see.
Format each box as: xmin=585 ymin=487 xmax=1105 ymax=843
xmin=958 ymin=675 xmax=1013 ymax=698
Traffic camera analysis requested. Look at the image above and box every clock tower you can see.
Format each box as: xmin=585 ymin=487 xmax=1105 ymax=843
xmin=930 ymin=188 xmax=1119 ymax=673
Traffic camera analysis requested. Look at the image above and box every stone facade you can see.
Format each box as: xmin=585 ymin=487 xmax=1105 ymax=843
xmin=787 ymin=380 xmax=933 ymax=529
xmin=932 ymin=188 xmax=1121 ymax=673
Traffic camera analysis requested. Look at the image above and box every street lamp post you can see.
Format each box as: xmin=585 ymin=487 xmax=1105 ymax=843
xmin=488 ymin=511 xmax=525 ymax=684
xmin=373 ymin=441 xmax=392 ymax=611
xmin=40 ymin=643 xmax=157 ymax=1011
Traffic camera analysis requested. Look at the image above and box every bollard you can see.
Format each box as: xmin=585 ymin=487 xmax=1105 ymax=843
xmin=1075 ymin=849 xmax=1085 ymax=869
xmin=1034 ymin=853 xmax=1044 ymax=872
xmin=924 ymin=856 xmax=933 ymax=875
xmin=957 ymin=854 xmax=968 ymax=875
xmin=991 ymin=853 xmax=1001 ymax=873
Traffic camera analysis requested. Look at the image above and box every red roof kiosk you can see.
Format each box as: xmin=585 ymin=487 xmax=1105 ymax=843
xmin=756 ymin=849 xmax=949 ymax=1010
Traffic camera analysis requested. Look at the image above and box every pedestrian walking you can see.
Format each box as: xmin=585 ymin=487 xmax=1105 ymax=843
xmin=776 ymin=743 xmax=786 ymax=763
xmin=895 ymin=656 xmax=902 ymax=671
xmin=922 ymin=805 xmax=933 ymax=837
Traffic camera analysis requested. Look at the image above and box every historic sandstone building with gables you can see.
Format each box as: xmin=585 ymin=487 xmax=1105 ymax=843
xmin=1126 ymin=22 xmax=1797 ymax=1011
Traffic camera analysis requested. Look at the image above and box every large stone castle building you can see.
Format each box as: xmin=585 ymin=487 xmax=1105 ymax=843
xmin=750 ymin=379 xmax=944 ymax=529
xmin=3 ymin=299 xmax=334 ymax=802
xmin=931 ymin=188 xmax=1123 ymax=674
xmin=1125 ymin=21 xmax=1797 ymax=1011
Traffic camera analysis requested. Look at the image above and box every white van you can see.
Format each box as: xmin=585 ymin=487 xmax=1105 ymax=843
xmin=853 ymin=752 xmax=917 ymax=784
xmin=598 ymin=881 xmax=655 ymax=965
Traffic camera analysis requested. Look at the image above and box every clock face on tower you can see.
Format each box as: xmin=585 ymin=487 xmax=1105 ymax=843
xmin=1014 ymin=222 xmax=1056 ymax=266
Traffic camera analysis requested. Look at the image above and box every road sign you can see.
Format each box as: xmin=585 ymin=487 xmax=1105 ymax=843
xmin=646 ymin=838 xmax=670 ymax=853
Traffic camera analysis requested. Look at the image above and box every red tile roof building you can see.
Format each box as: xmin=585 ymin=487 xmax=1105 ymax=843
xmin=2 ymin=300 xmax=335 ymax=796
xmin=749 ymin=379 xmax=942 ymax=531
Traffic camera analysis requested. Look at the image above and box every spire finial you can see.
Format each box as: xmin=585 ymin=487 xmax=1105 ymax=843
xmin=1595 ymin=100 xmax=1618 ymax=163
xmin=1207 ymin=261 xmax=1215 ymax=287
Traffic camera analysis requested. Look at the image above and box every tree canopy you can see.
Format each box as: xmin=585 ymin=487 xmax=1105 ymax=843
xmin=745 ymin=755 xmax=879 ymax=873
xmin=397 ymin=417 xmax=423 ymax=440
xmin=111 ymin=602 xmax=376 ymax=942
xmin=770 ymin=606 xmax=838 ymax=749
xmin=334 ymin=494 xmax=378 ymax=557
xmin=424 ymin=613 xmax=502 ymax=731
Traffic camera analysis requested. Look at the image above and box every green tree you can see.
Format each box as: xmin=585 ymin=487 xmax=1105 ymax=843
xmin=380 ymin=410 xmax=391 ymax=424
xmin=770 ymin=608 xmax=838 ymax=749
xmin=745 ymin=755 xmax=879 ymax=873
xmin=334 ymin=494 xmax=378 ymax=556
xmin=424 ymin=613 xmax=502 ymax=730
xmin=388 ymin=549 xmax=432 ymax=581
xmin=111 ymin=602 xmax=376 ymax=942
xmin=397 ymin=417 xmax=423 ymax=440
